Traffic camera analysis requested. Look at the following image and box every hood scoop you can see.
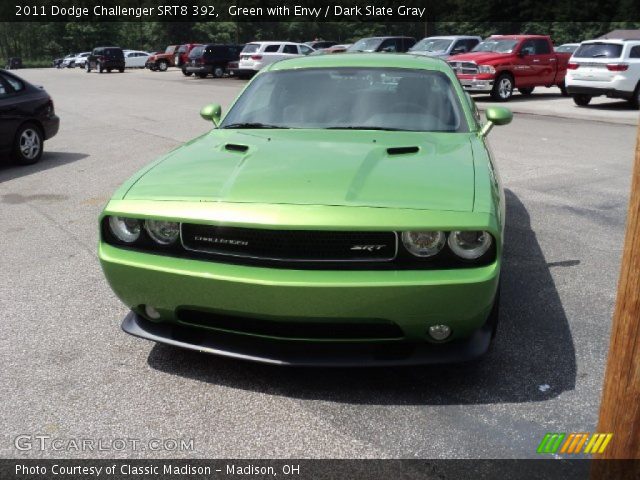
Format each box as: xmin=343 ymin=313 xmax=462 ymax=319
xmin=387 ymin=146 xmax=419 ymax=155
xmin=224 ymin=143 xmax=249 ymax=153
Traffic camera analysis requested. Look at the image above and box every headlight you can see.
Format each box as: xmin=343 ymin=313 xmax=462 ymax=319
xmin=108 ymin=216 xmax=142 ymax=243
xmin=478 ymin=65 xmax=496 ymax=74
xmin=145 ymin=220 xmax=180 ymax=245
xmin=448 ymin=231 xmax=492 ymax=260
xmin=402 ymin=231 xmax=446 ymax=257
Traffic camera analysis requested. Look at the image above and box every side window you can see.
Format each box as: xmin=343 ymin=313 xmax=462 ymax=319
xmin=299 ymin=45 xmax=312 ymax=55
xmin=379 ymin=39 xmax=397 ymax=52
xmin=264 ymin=44 xmax=280 ymax=53
xmin=630 ymin=45 xmax=640 ymax=58
xmin=0 ymin=79 xmax=7 ymax=96
xmin=2 ymin=74 xmax=24 ymax=92
xmin=520 ymin=40 xmax=536 ymax=55
xmin=283 ymin=44 xmax=298 ymax=54
xmin=534 ymin=39 xmax=551 ymax=54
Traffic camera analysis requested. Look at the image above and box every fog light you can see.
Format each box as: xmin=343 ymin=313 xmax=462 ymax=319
xmin=428 ymin=324 xmax=451 ymax=341
xmin=144 ymin=305 xmax=161 ymax=320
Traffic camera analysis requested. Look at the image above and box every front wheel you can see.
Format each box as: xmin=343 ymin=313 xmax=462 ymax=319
xmin=197 ymin=72 xmax=207 ymax=79
xmin=628 ymin=83 xmax=640 ymax=109
xmin=573 ymin=94 xmax=592 ymax=106
xmin=119 ymin=68 xmax=124 ymax=73
xmin=558 ymin=82 xmax=568 ymax=96
xmin=13 ymin=124 xmax=43 ymax=165
xmin=518 ymin=87 xmax=534 ymax=96
xmin=213 ymin=66 xmax=225 ymax=78
xmin=491 ymin=74 xmax=513 ymax=101
xmin=157 ymin=60 xmax=168 ymax=72
xmin=182 ymin=68 xmax=192 ymax=76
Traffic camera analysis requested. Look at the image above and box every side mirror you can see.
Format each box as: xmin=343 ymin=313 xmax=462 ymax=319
xmin=480 ymin=107 xmax=512 ymax=137
xmin=200 ymin=103 xmax=222 ymax=127
xmin=451 ymin=47 xmax=466 ymax=55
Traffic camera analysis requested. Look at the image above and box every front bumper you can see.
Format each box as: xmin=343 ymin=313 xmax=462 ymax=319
xmin=459 ymin=78 xmax=494 ymax=92
xmin=122 ymin=310 xmax=496 ymax=366
xmin=100 ymin=240 xmax=500 ymax=365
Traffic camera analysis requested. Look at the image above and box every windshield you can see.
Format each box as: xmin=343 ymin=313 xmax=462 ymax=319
xmin=410 ymin=39 xmax=452 ymax=53
xmin=189 ymin=46 xmax=205 ymax=57
xmin=472 ymin=39 xmax=518 ymax=53
xmin=242 ymin=44 xmax=260 ymax=54
xmin=574 ymin=42 xmax=622 ymax=59
xmin=220 ymin=68 xmax=467 ymax=132
xmin=555 ymin=44 xmax=578 ymax=53
xmin=347 ymin=38 xmax=383 ymax=52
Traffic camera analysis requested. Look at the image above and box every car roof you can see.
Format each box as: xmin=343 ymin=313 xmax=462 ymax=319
xmin=265 ymin=52 xmax=448 ymax=72
xmin=581 ymin=38 xmax=640 ymax=44
xmin=488 ymin=35 xmax=548 ymax=39
xmin=421 ymin=36 xmax=481 ymax=40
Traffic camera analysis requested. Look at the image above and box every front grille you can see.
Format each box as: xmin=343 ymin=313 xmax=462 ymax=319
xmin=176 ymin=308 xmax=404 ymax=340
xmin=448 ymin=61 xmax=478 ymax=75
xmin=181 ymin=224 xmax=397 ymax=262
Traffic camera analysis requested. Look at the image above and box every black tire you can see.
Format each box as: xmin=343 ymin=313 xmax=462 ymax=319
xmin=119 ymin=68 xmax=124 ymax=73
xmin=558 ymin=82 xmax=568 ymax=97
xmin=490 ymin=73 xmax=514 ymax=101
xmin=85 ymin=63 xmax=91 ymax=73
xmin=12 ymin=123 xmax=43 ymax=165
xmin=518 ymin=87 xmax=535 ymax=96
xmin=107 ymin=68 xmax=112 ymax=73
xmin=182 ymin=68 xmax=192 ymax=77
xmin=573 ymin=94 xmax=592 ymax=107
xmin=197 ymin=72 xmax=207 ymax=79
xmin=628 ymin=83 xmax=640 ymax=109
xmin=158 ymin=60 xmax=168 ymax=72
xmin=213 ymin=66 xmax=225 ymax=78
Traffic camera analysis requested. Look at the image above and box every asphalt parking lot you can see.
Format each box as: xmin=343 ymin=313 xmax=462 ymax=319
xmin=1 ymin=67 xmax=638 ymax=459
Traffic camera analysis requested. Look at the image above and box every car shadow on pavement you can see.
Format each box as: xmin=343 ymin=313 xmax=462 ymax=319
xmin=0 ymin=151 xmax=89 ymax=183
xmin=147 ymin=189 xmax=577 ymax=405
xmin=474 ymin=92 xmax=566 ymax=104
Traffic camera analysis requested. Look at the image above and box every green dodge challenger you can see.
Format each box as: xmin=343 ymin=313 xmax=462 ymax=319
xmin=99 ymin=53 xmax=512 ymax=366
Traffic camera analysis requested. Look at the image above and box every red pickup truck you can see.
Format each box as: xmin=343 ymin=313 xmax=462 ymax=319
xmin=448 ymin=35 xmax=572 ymax=101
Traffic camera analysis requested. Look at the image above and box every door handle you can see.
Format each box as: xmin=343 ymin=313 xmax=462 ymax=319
xmin=532 ymin=59 xmax=540 ymax=62
xmin=550 ymin=58 xmax=557 ymax=62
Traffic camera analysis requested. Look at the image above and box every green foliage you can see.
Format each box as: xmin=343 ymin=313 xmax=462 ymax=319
xmin=1 ymin=21 xmax=638 ymax=63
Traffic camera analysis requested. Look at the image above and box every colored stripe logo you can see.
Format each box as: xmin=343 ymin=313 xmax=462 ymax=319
xmin=537 ymin=433 xmax=613 ymax=455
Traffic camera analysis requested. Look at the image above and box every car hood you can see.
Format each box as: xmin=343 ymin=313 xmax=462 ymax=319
xmin=448 ymin=52 xmax=512 ymax=64
xmin=123 ymin=130 xmax=476 ymax=212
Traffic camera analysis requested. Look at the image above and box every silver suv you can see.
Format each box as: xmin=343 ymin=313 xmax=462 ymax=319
xmin=408 ymin=36 xmax=482 ymax=58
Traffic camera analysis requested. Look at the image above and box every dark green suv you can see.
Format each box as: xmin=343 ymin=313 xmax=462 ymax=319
xmin=86 ymin=47 xmax=125 ymax=73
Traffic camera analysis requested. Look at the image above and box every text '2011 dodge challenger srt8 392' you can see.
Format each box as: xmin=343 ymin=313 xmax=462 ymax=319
xmin=99 ymin=53 xmax=512 ymax=366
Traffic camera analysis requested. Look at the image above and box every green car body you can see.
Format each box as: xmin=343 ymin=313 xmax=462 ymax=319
xmin=99 ymin=53 xmax=512 ymax=366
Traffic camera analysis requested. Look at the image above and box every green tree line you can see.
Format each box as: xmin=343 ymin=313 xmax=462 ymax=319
xmin=1 ymin=21 xmax=639 ymax=65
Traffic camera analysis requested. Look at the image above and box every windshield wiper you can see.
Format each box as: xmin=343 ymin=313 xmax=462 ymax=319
xmin=327 ymin=126 xmax=403 ymax=131
xmin=223 ymin=122 xmax=289 ymax=129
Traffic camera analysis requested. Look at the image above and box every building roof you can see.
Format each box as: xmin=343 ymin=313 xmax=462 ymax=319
xmin=599 ymin=30 xmax=640 ymax=40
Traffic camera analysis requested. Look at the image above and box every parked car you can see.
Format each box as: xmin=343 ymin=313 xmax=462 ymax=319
xmin=86 ymin=47 xmax=125 ymax=73
xmin=124 ymin=50 xmax=151 ymax=68
xmin=145 ymin=45 xmax=180 ymax=72
xmin=72 ymin=52 xmax=90 ymax=68
xmin=449 ymin=35 xmax=572 ymax=101
xmin=175 ymin=43 xmax=202 ymax=73
xmin=555 ymin=43 xmax=580 ymax=54
xmin=0 ymin=69 xmax=59 ymax=165
xmin=185 ymin=44 xmax=244 ymax=78
xmin=60 ymin=53 xmax=77 ymax=68
xmin=566 ymin=39 xmax=640 ymax=108
xmin=310 ymin=44 xmax=351 ymax=55
xmin=235 ymin=42 xmax=314 ymax=78
xmin=305 ymin=40 xmax=338 ymax=50
xmin=409 ymin=36 xmax=481 ymax=58
xmin=98 ymin=53 xmax=512 ymax=366
xmin=346 ymin=36 xmax=416 ymax=53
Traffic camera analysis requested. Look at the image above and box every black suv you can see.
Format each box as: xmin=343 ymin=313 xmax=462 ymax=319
xmin=86 ymin=47 xmax=125 ymax=73
xmin=347 ymin=36 xmax=417 ymax=53
xmin=185 ymin=44 xmax=244 ymax=78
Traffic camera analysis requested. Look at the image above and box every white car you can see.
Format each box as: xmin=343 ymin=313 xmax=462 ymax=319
xmin=72 ymin=52 xmax=90 ymax=68
xmin=124 ymin=50 xmax=151 ymax=68
xmin=60 ymin=53 xmax=77 ymax=68
xmin=236 ymin=41 xmax=314 ymax=77
xmin=566 ymin=39 xmax=640 ymax=108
